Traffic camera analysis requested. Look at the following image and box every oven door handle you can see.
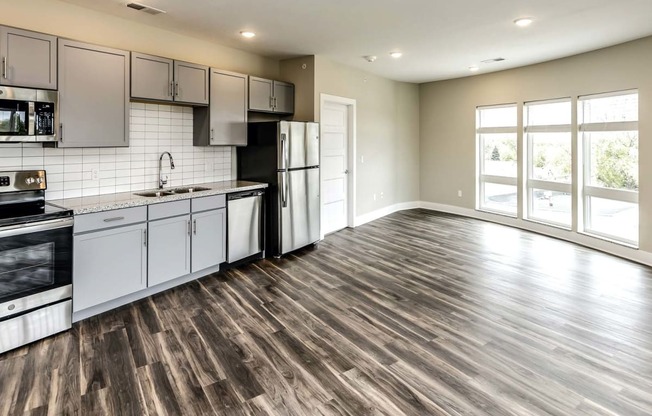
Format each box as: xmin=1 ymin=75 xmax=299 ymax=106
xmin=0 ymin=217 xmax=73 ymax=239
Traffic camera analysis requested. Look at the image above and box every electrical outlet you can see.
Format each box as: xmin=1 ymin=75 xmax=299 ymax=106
xmin=91 ymin=168 xmax=99 ymax=180
xmin=380 ymin=192 xmax=384 ymax=199
xmin=458 ymin=190 xmax=463 ymax=197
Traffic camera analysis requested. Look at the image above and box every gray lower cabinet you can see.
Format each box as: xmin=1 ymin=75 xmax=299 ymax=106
xmin=73 ymin=222 xmax=148 ymax=312
xmin=194 ymin=69 xmax=247 ymax=146
xmin=131 ymin=52 xmax=208 ymax=105
xmin=248 ymin=76 xmax=294 ymax=114
xmin=0 ymin=26 xmax=57 ymax=89
xmin=147 ymin=199 xmax=192 ymax=286
xmin=58 ymin=39 xmax=129 ymax=147
xmin=191 ymin=208 xmax=226 ymax=272
xmin=148 ymin=214 xmax=191 ymax=286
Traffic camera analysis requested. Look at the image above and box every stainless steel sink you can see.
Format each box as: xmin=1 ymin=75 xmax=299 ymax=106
xmin=134 ymin=186 xmax=211 ymax=197
xmin=169 ymin=186 xmax=211 ymax=194
xmin=134 ymin=191 xmax=175 ymax=197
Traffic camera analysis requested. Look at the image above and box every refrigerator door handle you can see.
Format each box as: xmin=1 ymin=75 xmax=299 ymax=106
xmin=280 ymin=133 xmax=288 ymax=170
xmin=281 ymin=171 xmax=288 ymax=208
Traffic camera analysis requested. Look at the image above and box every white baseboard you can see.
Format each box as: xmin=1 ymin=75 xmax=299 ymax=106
xmin=354 ymin=201 xmax=421 ymax=227
xmin=353 ymin=199 xmax=652 ymax=268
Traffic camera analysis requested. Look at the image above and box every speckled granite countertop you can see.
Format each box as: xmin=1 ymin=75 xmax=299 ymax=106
xmin=48 ymin=180 xmax=268 ymax=215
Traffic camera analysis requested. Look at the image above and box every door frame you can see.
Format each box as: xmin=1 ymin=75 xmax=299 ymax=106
xmin=319 ymin=93 xmax=357 ymax=240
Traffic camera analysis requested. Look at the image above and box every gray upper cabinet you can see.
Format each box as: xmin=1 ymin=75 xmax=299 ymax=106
xmin=273 ymin=81 xmax=295 ymax=114
xmin=131 ymin=52 xmax=173 ymax=102
xmin=58 ymin=39 xmax=129 ymax=147
xmin=174 ymin=60 xmax=209 ymax=105
xmin=194 ymin=69 xmax=247 ymax=146
xmin=0 ymin=26 xmax=57 ymax=90
xmin=249 ymin=77 xmax=274 ymax=112
xmin=248 ymin=76 xmax=294 ymax=114
xmin=131 ymin=52 xmax=208 ymax=105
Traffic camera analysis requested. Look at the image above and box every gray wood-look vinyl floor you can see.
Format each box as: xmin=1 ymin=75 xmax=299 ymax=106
xmin=2 ymin=209 xmax=652 ymax=415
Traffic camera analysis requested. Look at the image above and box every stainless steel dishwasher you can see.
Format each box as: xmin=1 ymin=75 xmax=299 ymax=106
xmin=227 ymin=190 xmax=264 ymax=263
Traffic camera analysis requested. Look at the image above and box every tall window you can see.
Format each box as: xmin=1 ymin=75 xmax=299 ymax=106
xmin=579 ymin=91 xmax=639 ymax=245
xmin=476 ymin=104 xmax=518 ymax=215
xmin=525 ymin=99 xmax=572 ymax=227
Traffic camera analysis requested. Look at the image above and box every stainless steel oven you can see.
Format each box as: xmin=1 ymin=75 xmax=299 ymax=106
xmin=0 ymin=170 xmax=73 ymax=354
xmin=0 ymin=86 xmax=57 ymax=142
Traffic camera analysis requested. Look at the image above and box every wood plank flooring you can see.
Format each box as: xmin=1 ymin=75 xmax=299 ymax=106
xmin=2 ymin=209 xmax=652 ymax=415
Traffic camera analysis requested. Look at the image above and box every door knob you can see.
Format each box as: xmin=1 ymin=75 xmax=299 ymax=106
xmin=344 ymin=169 xmax=349 ymax=174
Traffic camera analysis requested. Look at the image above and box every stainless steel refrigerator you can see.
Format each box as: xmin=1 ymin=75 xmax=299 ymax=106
xmin=238 ymin=121 xmax=320 ymax=257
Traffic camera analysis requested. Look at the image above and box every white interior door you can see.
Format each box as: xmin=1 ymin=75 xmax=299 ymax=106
xmin=321 ymin=101 xmax=349 ymax=235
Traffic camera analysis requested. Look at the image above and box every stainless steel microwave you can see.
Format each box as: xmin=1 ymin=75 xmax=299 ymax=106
xmin=0 ymin=86 xmax=58 ymax=143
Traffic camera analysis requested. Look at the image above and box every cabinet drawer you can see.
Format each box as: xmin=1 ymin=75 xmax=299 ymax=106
xmin=191 ymin=194 xmax=226 ymax=212
xmin=74 ymin=206 xmax=147 ymax=234
xmin=148 ymin=199 xmax=190 ymax=221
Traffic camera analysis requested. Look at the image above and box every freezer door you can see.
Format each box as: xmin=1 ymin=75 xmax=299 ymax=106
xmin=279 ymin=168 xmax=320 ymax=254
xmin=278 ymin=121 xmax=320 ymax=169
xmin=305 ymin=122 xmax=320 ymax=167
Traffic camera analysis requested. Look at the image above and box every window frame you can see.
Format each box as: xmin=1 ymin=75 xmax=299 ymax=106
xmin=524 ymin=97 xmax=573 ymax=229
xmin=476 ymin=103 xmax=518 ymax=217
xmin=578 ymin=89 xmax=639 ymax=246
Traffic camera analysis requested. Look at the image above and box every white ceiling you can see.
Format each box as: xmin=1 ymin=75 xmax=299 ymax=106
xmin=60 ymin=0 xmax=652 ymax=83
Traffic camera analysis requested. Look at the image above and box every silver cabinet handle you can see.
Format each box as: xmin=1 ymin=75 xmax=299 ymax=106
xmin=187 ymin=220 xmax=191 ymax=236
xmin=143 ymin=229 xmax=147 ymax=247
xmin=169 ymin=81 xmax=173 ymax=97
xmin=193 ymin=219 xmax=197 ymax=235
xmin=270 ymin=96 xmax=274 ymax=109
xmin=59 ymin=123 xmax=63 ymax=142
xmin=210 ymin=128 xmax=214 ymax=141
xmin=103 ymin=216 xmax=125 ymax=222
xmin=2 ymin=57 xmax=6 ymax=79
xmin=174 ymin=82 xmax=179 ymax=97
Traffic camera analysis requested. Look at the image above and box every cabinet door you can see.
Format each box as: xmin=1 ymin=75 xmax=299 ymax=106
xmin=273 ymin=81 xmax=294 ymax=114
xmin=210 ymin=70 xmax=247 ymax=146
xmin=58 ymin=40 xmax=129 ymax=147
xmin=0 ymin=26 xmax=57 ymax=90
xmin=191 ymin=209 xmax=225 ymax=272
xmin=248 ymin=76 xmax=274 ymax=112
xmin=73 ymin=223 xmax=147 ymax=312
xmin=148 ymin=214 xmax=191 ymax=287
xmin=174 ymin=60 xmax=208 ymax=105
xmin=131 ymin=52 xmax=173 ymax=102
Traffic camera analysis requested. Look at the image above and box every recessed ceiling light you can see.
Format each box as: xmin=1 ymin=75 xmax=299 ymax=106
xmin=389 ymin=51 xmax=403 ymax=59
xmin=514 ymin=17 xmax=533 ymax=27
xmin=468 ymin=65 xmax=479 ymax=72
xmin=364 ymin=55 xmax=377 ymax=63
xmin=240 ymin=31 xmax=256 ymax=38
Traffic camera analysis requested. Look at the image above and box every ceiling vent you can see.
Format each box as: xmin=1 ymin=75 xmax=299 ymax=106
xmin=481 ymin=57 xmax=506 ymax=64
xmin=126 ymin=2 xmax=166 ymax=15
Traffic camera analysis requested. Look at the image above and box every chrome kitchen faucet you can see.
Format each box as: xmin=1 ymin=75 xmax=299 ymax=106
xmin=158 ymin=151 xmax=175 ymax=189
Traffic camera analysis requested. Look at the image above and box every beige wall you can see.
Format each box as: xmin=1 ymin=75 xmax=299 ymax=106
xmin=280 ymin=56 xmax=315 ymax=122
xmin=419 ymin=36 xmax=652 ymax=252
xmin=0 ymin=0 xmax=279 ymax=78
xmin=315 ymin=56 xmax=420 ymax=217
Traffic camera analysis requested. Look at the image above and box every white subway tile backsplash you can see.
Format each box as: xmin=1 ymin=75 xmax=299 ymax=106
xmin=0 ymin=103 xmax=233 ymax=200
